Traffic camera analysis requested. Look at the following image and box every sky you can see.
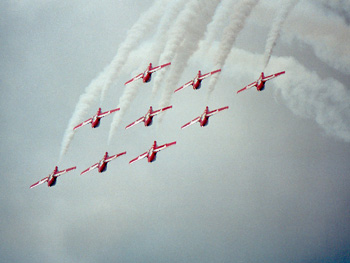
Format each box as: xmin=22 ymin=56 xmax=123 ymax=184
xmin=1 ymin=0 xmax=350 ymax=262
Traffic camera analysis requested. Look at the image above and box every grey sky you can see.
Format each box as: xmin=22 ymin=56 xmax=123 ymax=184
xmin=1 ymin=0 xmax=349 ymax=262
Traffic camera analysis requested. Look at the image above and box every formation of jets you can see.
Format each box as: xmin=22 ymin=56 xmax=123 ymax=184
xmin=30 ymin=59 xmax=285 ymax=188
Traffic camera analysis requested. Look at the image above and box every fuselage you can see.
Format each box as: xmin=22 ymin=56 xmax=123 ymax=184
xmin=192 ymin=71 xmax=202 ymax=89
xmin=256 ymin=72 xmax=266 ymax=91
xmin=98 ymin=152 xmax=109 ymax=172
xmin=143 ymin=63 xmax=153 ymax=83
xmin=147 ymin=141 xmax=157 ymax=162
xmin=199 ymin=107 xmax=209 ymax=127
xmin=144 ymin=107 xmax=153 ymax=126
xmin=47 ymin=166 xmax=59 ymax=187
xmin=91 ymin=108 xmax=102 ymax=128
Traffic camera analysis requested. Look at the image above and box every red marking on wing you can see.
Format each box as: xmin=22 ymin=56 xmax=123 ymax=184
xmin=105 ymin=151 xmax=126 ymax=163
xmin=99 ymin=108 xmax=120 ymax=118
xmin=181 ymin=116 xmax=201 ymax=129
xmin=73 ymin=118 xmax=93 ymax=130
xmin=198 ymin=69 xmax=221 ymax=80
xmin=125 ymin=117 xmax=145 ymax=129
xmin=262 ymin=71 xmax=285 ymax=82
xmin=207 ymin=106 xmax=229 ymax=117
xmin=174 ymin=80 xmax=193 ymax=93
xmin=149 ymin=62 xmax=171 ymax=73
xmin=129 ymin=151 xmax=148 ymax=164
xmin=80 ymin=163 xmax=98 ymax=175
xmin=124 ymin=73 xmax=143 ymax=85
xmin=30 ymin=176 xmax=49 ymax=189
xmin=150 ymin=105 xmax=172 ymax=117
xmin=55 ymin=166 xmax=76 ymax=177
xmin=154 ymin=141 xmax=176 ymax=152
xmin=237 ymin=81 xmax=257 ymax=94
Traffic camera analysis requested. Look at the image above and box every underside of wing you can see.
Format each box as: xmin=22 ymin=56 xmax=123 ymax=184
xmin=237 ymin=81 xmax=257 ymax=93
xmin=124 ymin=73 xmax=143 ymax=85
xmin=263 ymin=71 xmax=285 ymax=81
xmin=105 ymin=151 xmax=126 ymax=163
xmin=150 ymin=105 xmax=172 ymax=117
xmin=154 ymin=141 xmax=176 ymax=152
xmin=129 ymin=152 xmax=148 ymax=164
xmin=30 ymin=177 xmax=49 ymax=189
xmin=80 ymin=163 xmax=98 ymax=175
xmin=73 ymin=118 xmax=93 ymax=130
xmin=125 ymin=117 xmax=145 ymax=129
xmin=99 ymin=108 xmax=120 ymax=118
xmin=181 ymin=116 xmax=200 ymax=129
xmin=174 ymin=80 xmax=193 ymax=93
xmin=149 ymin=62 xmax=171 ymax=73
xmin=55 ymin=166 xmax=76 ymax=177
xmin=198 ymin=69 xmax=221 ymax=80
xmin=207 ymin=106 xmax=229 ymax=117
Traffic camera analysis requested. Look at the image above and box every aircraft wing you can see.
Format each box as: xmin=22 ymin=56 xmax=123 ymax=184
xmin=73 ymin=118 xmax=93 ymax=130
xmin=150 ymin=105 xmax=172 ymax=117
xmin=237 ymin=81 xmax=257 ymax=94
xmin=174 ymin=80 xmax=194 ymax=93
xmin=55 ymin=166 xmax=77 ymax=177
xmin=99 ymin=108 xmax=120 ymax=118
xmin=125 ymin=117 xmax=145 ymax=129
xmin=262 ymin=71 xmax=285 ymax=81
xmin=154 ymin=141 xmax=176 ymax=152
xmin=149 ymin=62 xmax=171 ymax=73
xmin=124 ymin=73 xmax=143 ymax=85
xmin=207 ymin=106 xmax=229 ymax=117
xmin=181 ymin=116 xmax=201 ymax=129
xmin=80 ymin=163 xmax=99 ymax=175
xmin=30 ymin=177 xmax=49 ymax=189
xmin=198 ymin=69 xmax=221 ymax=80
xmin=129 ymin=151 xmax=148 ymax=164
xmin=105 ymin=151 xmax=126 ymax=163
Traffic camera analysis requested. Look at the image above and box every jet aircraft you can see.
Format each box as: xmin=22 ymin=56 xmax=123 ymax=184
xmin=124 ymin=62 xmax=171 ymax=85
xmin=30 ymin=166 xmax=76 ymax=188
xmin=80 ymin=151 xmax=126 ymax=175
xmin=174 ymin=69 xmax=221 ymax=93
xmin=237 ymin=71 xmax=285 ymax=93
xmin=181 ymin=106 xmax=229 ymax=129
xmin=125 ymin=106 xmax=172 ymax=129
xmin=73 ymin=107 xmax=120 ymax=130
xmin=129 ymin=141 xmax=176 ymax=164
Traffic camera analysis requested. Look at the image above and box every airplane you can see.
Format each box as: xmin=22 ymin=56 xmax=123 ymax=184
xmin=80 ymin=151 xmax=126 ymax=175
xmin=30 ymin=166 xmax=76 ymax=188
xmin=181 ymin=106 xmax=229 ymax=129
xmin=129 ymin=140 xmax=176 ymax=164
xmin=124 ymin=62 xmax=171 ymax=85
xmin=125 ymin=105 xmax=172 ymax=129
xmin=237 ymin=71 xmax=285 ymax=94
xmin=73 ymin=107 xmax=120 ymax=130
xmin=174 ymin=69 xmax=221 ymax=93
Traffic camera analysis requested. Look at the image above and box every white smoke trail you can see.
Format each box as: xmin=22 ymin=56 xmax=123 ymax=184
xmin=198 ymin=0 xmax=237 ymax=52
xmin=280 ymin=1 xmax=350 ymax=75
xmin=272 ymin=56 xmax=350 ymax=142
xmin=156 ymin=0 xmax=220 ymax=114
xmin=207 ymin=0 xmax=260 ymax=96
xmin=99 ymin=0 xmax=171 ymax=103
xmin=151 ymin=0 xmax=210 ymax=98
xmin=262 ymin=0 xmax=298 ymax=70
xmin=107 ymin=81 xmax=140 ymax=144
xmin=58 ymin=0 xmax=169 ymax=162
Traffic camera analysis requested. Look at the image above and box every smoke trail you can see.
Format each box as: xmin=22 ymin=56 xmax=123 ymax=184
xmin=280 ymin=1 xmax=350 ymax=75
xmin=156 ymin=0 xmax=220 ymax=115
xmin=107 ymin=81 xmax=140 ymax=144
xmin=99 ymin=0 xmax=171 ymax=103
xmin=207 ymin=0 xmax=260 ymax=96
xmin=262 ymin=0 xmax=298 ymax=70
xmin=198 ymin=0 xmax=237 ymax=51
xmin=272 ymin=56 xmax=350 ymax=142
xmin=151 ymin=0 xmax=211 ymax=98
xmin=58 ymin=0 xmax=169 ymax=162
